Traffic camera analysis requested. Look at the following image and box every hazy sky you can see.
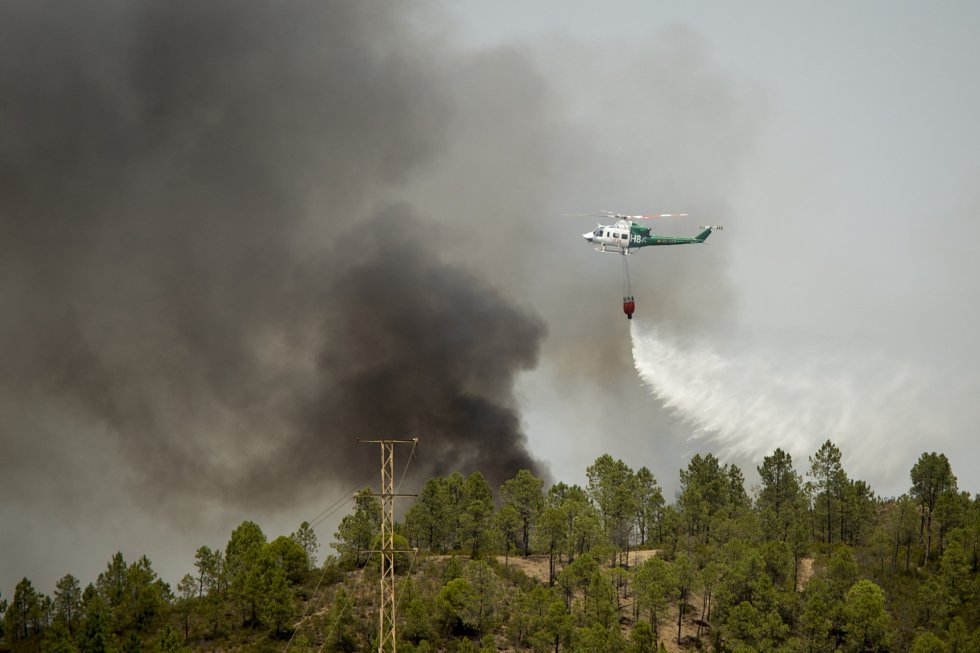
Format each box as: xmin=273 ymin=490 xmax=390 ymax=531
xmin=449 ymin=0 xmax=980 ymax=488
xmin=3 ymin=1 xmax=980 ymax=599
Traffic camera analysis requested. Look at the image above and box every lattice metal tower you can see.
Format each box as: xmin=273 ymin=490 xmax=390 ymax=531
xmin=360 ymin=438 xmax=416 ymax=653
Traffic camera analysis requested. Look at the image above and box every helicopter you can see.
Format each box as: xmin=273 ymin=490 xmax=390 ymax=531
xmin=581 ymin=212 xmax=722 ymax=254
xmin=575 ymin=211 xmax=723 ymax=319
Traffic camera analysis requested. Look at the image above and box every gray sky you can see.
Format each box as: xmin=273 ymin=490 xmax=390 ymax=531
xmin=3 ymin=0 xmax=980 ymax=599
xmin=447 ymin=0 xmax=980 ymax=492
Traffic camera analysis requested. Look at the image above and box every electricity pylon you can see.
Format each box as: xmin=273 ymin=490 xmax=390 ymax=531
xmin=359 ymin=438 xmax=417 ymax=653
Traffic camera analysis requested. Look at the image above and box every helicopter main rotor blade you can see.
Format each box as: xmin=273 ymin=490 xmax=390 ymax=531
xmin=624 ymin=212 xmax=689 ymax=219
xmin=566 ymin=210 xmax=691 ymax=219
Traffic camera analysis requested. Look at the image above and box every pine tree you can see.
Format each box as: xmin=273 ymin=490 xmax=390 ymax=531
xmin=500 ymin=469 xmax=544 ymax=556
xmin=54 ymin=574 xmax=82 ymax=636
xmin=809 ymin=440 xmax=847 ymax=544
xmin=911 ymin=452 xmax=957 ymax=565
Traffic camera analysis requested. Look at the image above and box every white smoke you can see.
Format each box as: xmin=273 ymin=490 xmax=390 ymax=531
xmin=630 ymin=320 xmax=965 ymax=495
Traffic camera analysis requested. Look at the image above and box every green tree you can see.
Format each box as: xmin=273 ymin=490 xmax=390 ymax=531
xmin=494 ymin=503 xmax=522 ymax=563
xmin=5 ymin=577 xmax=41 ymax=643
xmin=713 ymin=541 xmax=787 ymax=650
xmin=192 ymin=546 xmax=224 ymax=636
xmin=54 ymin=574 xmax=82 ymax=636
xmin=323 ymin=588 xmax=357 ymax=652
xmin=258 ymin=560 xmax=293 ymax=637
xmin=587 ymin=454 xmax=639 ymax=564
xmin=500 ymin=469 xmax=545 ymax=556
xmin=790 ymin=517 xmax=811 ymax=590
xmin=535 ymin=595 xmax=572 ymax=653
xmin=569 ymin=553 xmax=601 ymax=608
xmin=678 ymin=453 xmax=739 ymax=543
xmin=827 ymin=545 xmax=860 ymax=600
xmin=551 ymin=484 xmax=603 ymax=562
xmin=505 ymin=587 xmax=538 ymax=649
xmin=938 ymin=537 xmax=971 ymax=616
xmin=584 ymin=570 xmax=618 ymax=629
xmin=535 ymin=500 xmax=568 ymax=586
xmin=78 ymin=593 xmax=111 ymax=653
xmin=946 ymin=616 xmax=970 ymax=653
xmin=808 ymin=440 xmax=847 ymax=545
xmin=437 ymin=578 xmax=480 ymax=636
xmin=672 ymin=553 xmax=697 ymax=646
xmin=633 ymin=557 xmax=674 ymax=638
xmin=41 ymin=622 xmax=77 ymax=653
xmin=96 ymin=552 xmax=128 ymax=627
xmin=406 ymin=476 xmax=455 ymax=552
xmin=911 ymin=452 xmax=957 ymax=565
xmin=757 ymin=448 xmax=805 ymax=542
xmin=569 ymin=622 xmax=627 ymax=653
xmin=891 ymin=494 xmax=920 ymax=572
xmin=630 ymin=620 xmax=656 ymax=653
xmin=193 ymin=546 xmax=224 ymax=597
xmin=400 ymin=579 xmax=436 ymax=645
xmin=225 ymin=520 xmax=268 ymax=627
xmin=760 ymin=539 xmax=794 ymax=590
xmin=910 ymin=631 xmax=949 ymax=653
xmin=634 ymin=467 xmax=665 ymax=547
xmin=265 ymin=535 xmax=309 ymax=585
xmin=842 ymin=579 xmax=890 ymax=652
xmin=125 ymin=554 xmax=167 ymax=632
xmin=175 ymin=574 xmax=196 ymax=641
xmin=459 ymin=472 xmax=495 ymax=558
xmin=463 ymin=560 xmax=501 ymax=633
xmin=155 ymin=624 xmax=190 ymax=653
xmin=918 ymin=576 xmax=948 ymax=629
xmin=841 ymin=479 xmax=876 ymax=544
xmin=333 ymin=489 xmax=380 ymax=567
xmin=290 ymin=520 xmax=319 ymax=568
xmin=800 ymin=577 xmax=836 ymax=653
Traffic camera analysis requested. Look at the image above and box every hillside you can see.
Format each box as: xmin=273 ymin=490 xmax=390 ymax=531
xmin=2 ymin=445 xmax=979 ymax=652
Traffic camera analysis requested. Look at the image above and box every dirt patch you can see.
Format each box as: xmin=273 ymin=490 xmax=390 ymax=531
xmin=797 ymin=556 xmax=815 ymax=591
xmin=495 ymin=549 xmax=662 ymax=584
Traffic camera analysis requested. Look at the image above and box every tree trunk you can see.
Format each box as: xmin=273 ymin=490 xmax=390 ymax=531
xmin=840 ymin=499 xmax=846 ymax=543
xmin=924 ymin=512 xmax=933 ymax=565
xmin=826 ymin=495 xmax=832 ymax=544
xmin=794 ymin=552 xmax=799 ymax=591
xmin=698 ymin=592 xmax=708 ymax=639
xmin=677 ymin=601 xmax=684 ymax=645
xmin=892 ymin=529 xmax=900 ymax=571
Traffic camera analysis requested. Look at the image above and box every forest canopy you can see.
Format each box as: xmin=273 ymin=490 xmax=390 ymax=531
xmin=2 ymin=443 xmax=978 ymax=653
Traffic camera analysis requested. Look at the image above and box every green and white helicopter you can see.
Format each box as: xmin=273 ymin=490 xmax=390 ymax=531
xmin=581 ymin=211 xmax=722 ymax=255
xmin=575 ymin=211 xmax=722 ymax=319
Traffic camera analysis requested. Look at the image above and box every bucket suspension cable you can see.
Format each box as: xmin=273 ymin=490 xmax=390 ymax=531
xmin=621 ymin=256 xmax=635 ymax=319
xmin=622 ymin=255 xmax=632 ymax=298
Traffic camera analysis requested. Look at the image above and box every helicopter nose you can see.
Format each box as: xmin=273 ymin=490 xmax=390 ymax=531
xmin=582 ymin=232 xmax=594 ymax=242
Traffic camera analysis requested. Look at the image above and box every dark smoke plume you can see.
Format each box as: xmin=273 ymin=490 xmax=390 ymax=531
xmin=0 ymin=0 xmax=544 ymax=515
xmin=291 ymin=208 xmax=546 ymax=489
